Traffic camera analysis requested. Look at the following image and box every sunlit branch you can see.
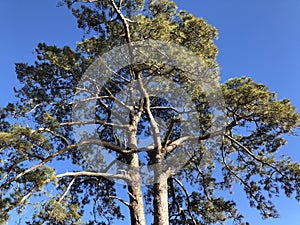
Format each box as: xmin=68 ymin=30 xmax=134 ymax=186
xmin=0 ymin=144 xmax=76 ymax=190
xmin=102 ymin=85 xmax=131 ymax=110
xmin=35 ymin=128 xmax=69 ymax=145
xmin=56 ymin=171 xmax=128 ymax=181
xmin=150 ymin=106 xmax=179 ymax=113
xmin=136 ymin=78 xmax=163 ymax=152
xmin=58 ymin=177 xmax=76 ymax=203
xmin=110 ymin=0 xmax=132 ymax=44
xmin=0 ymin=138 xmax=134 ymax=190
xmin=59 ymin=120 xmax=129 ymax=129
xmin=0 ymin=157 xmax=28 ymax=182
xmin=109 ymin=195 xmax=130 ymax=207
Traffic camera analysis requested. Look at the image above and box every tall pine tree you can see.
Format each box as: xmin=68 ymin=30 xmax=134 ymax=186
xmin=0 ymin=1 xmax=299 ymax=224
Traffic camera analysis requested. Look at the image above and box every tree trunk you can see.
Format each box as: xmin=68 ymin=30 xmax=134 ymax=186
xmin=128 ymin=153 xmax=146 ymax=225
xmin=153 ymin=175 xmax=169 ymax=225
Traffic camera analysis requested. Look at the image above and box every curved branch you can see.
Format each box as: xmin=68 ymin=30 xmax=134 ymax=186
xmin=169 ymin=178 xmax=189 ymax=223
xmin=109 ymin=195 xmax=130 ymax=207
xmin=5 ymin=185 xmax=39 ymax=212
xmin=224 ymin=134 xmax=290 ymax=180
xmin=35 ymin=128 xmax=69 ymax=145
xmin=0 ymin=138 xmax=133 ymax=190
xmin=171 ymin=177 xmax=197 ymax=225
xmin=220 ymin=144 xmax=271 ymax=217
xmin=0 ymin=144 xmax=76 ymax=190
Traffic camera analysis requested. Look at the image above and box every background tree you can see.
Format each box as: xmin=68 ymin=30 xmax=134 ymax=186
xmin=0 ymin=0 xmax=299 ymax=225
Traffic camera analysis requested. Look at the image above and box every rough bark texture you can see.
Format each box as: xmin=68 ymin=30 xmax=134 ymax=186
xmin=153 ymin=176 xmax=169 ymax=225
xmin=128 ymin=154 xmax=146 ymax=225
xmin=127 ymin=101 xmax=146 ymax=225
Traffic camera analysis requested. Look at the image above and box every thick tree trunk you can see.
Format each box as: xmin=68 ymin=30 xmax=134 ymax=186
xmin=128 ymin=153 xmax=146 ymax=225
xmin=153 ymin=175 xmax=169 ymax=225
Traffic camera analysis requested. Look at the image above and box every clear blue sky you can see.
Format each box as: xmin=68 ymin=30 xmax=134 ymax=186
xmin=0 ymin=0 xmax=300 ymax=224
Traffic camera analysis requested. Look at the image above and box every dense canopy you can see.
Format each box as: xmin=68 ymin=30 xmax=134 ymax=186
xmin=0 ymin=1 xmax=299 ymax=225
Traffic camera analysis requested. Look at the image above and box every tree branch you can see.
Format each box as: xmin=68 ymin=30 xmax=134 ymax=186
xmin=59 ymin=120 xmax=129 ymax=129
xmin=0 ymin=144 xmax=76 ymax=190
xmin=0 ymin=138 xmax=134 ymax=190
xmin=58 ymin=177 xmax=76 ymax=203
xmin=163 ymin=118 xmax=180 ymax=147
xmin=169 ymin=178 xmax=189 ymax=223
xmin=136 ymin=78 xmax=163 ymax=152
xmin=220 ymin=144 xmax=271 ymax=217
xmin=224 ymin=134 xmax=290 ymax=180
xmin=110 ymin=0 xmax=132 ymax=44
xmin=109 ymin=195 xmax=130 ymax=207
xmin=5 ymin=185 xmax=39 ymax=212
xmin=35 ymin=128 xmax=69 ymax=145
xmin=171 ymin=177 xmax=197 ymax=225
xmin=56 ymin=171 xmax=129 ymax=181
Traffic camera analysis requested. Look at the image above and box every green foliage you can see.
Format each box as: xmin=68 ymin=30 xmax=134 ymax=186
xmin=0 ymin=1 xmax=299 ymax=225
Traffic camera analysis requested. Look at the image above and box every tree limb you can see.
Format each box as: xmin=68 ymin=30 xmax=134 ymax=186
xmin=171 ymin=177 xmax=197 ymax=225
xmin=109 ymin=195 xmax=130 ymax=207
xmin=224 ymin=134 xmax=290 ymax=180
xmin=169 ymin=178 xmax=189 ymax=223
xmin=57 ymin=171 xmax=129 ymax=181
xmin=58 ymin=177 xmax=76 ymax=203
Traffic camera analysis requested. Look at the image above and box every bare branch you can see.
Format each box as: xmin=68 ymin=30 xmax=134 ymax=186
xmin=57 ymin=171 xmax=129 ymax=181
xmin=0 ymin=138 xmax=132 ymax=190
xmin=78 ymin=0 xmax=97 ymax=2
xmin=1 ymin=157 xmax=28 ymax=182
xmin=127 ymin=190 xmax=136 ymax=201
xmin=59 ymin=120 xmax=129 ymax=129
xmin=136 ymin=78 xmax=163 ymax=152
xmin=0 ymin=144 xmax=76 ymax=190
xmin=165 ymin=129 xmax=224 ymax=154
xmin=117 ymin=0 xmax=123 ymax=9
xmin=58 ymin=177 xmax=76 ymax=203
xmin=109 ymin=195 xmax=130 ymax=207
xmin=35 ymin=128 xmax=69 ymax=145
xmin=79 ymin=139 xmax=135 ymax=154
xmin=103 ymin=85 xmax=131 ymax=110
xmin=163 ymin=118 xmax=180 ymax=147
xmin=97 ymin=96 xmax=128 ymax=125
xmin=169 ymin=178 xmax=189 ymax=223
xmin=110 ymin=0 xmax=132 ymax=44
xmin=171 ymin=177 xmax=197 ymax=225
xmin=150 ymin=106 xmax=179 ymax=113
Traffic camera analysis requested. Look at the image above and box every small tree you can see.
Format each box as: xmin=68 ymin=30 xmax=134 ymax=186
xmin=0 ymin=1 xmax=299 ymax=225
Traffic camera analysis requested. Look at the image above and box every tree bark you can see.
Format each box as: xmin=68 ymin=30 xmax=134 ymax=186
xmin=153 ymin=175 xmax=169 ymax=225
xmin=127 ymin=109 xmax=146 ymax=225
xmin=128 ymin=153 xmax=146 ymax=225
